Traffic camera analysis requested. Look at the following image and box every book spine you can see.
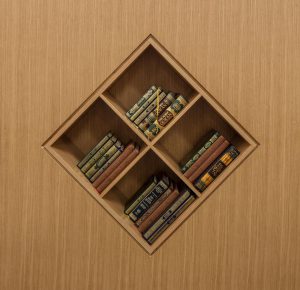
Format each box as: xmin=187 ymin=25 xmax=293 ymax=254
xmin=137 ymin=187 xmax=180 ymax=233
xmin=126 ymin=85 xmax=157 ymax=118
xmin=133 ymin=91 xmax=167 ymax=126
xmin=92 ymin=143 xmax=135 ymax=188
xmin=77 ymin=132 xmax=113 ymax=169
xmin=184 ymin=135 xmax=225 ymax=178
xmin=138 ymin=92 xmax=176 ymax=132
xmin=194 ymin=145 xmax=240 ymax=192
xmin=143 ymin=190 xmax=191 ymax=240
xmin=85 ymin=140 xmax=123 ymax=179
xmin=135 ymin=184 xmax=174 ymax=227
xmin=189 ymin=139 xmax=230 ymax=182
xmin=129 ymin=178 xmax=170 ymax=221
xmin=96 ymin=146 xmax=140 ymax=193
xmin=89 ymin=149 xmax=122 ymax=183
xmin=181 ymin=131 xmax=220 ymax=173
xmin=124 ymin=175 xmax=158 ymax=215
xmin=130 ymin=87 xmax=162 ymax=121
xmin=81 ymin=136 xmax=117 ymax=173
xmin=144 ymin=95 xmax=187 ymax=141
xmin=147 ymin=195 xmax=195 ymax=244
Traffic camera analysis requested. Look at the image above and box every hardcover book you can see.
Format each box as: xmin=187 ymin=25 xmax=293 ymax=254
xmin=138 ymin=92 xmax=176 ymax=131
xmin=92 ymin=143 xmax=135 ymax=188
xmin=129 ymin=176 xmax=170 ymax=221
xmin=144 ymin=95 xmax=188 ymax=140
xmin=194 ymin=145 xmax=239 ymax=192
xmin=147 ymin=195 xmax=195 ymax=244
xmin=126 ymin=85 xmax=157 ymax=118
xmin=77 ymin=132 xmax=113 ymax=169
xmin=85 ymin=140 xmax=123 ymax=179
xmin=81 ymin=135 xmax=117 ymax=173
xmin=181 ymin=131 xmax=220 ymax=173
xmin=124 ymin=175 xmax=158 ymax=215
xmin=96 ymin=146 xmax=140 ymax=193
xmin=143 ymin=189 xmax=191 ymax=240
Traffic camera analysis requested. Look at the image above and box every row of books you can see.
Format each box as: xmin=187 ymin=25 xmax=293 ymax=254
xmin=126 ymin=85 xmax=188 ymax=140
xmin=124 ymin=174 xmax=196 ymax=244
xmin=77 ymin=132 xmax=140 ymax=193
xmin=181 ymin=130 xmax=240 ymax=192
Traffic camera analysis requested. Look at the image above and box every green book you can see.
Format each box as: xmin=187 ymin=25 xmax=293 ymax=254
xmin=80 ymin=136 xmax=117 ymax=173
xmin=124 ymin=176 xmax=158 ymax=215
xmin=85 ymin=140 xmax=123 ymax=179
xmin=77 ymin=132 xmax=112 ymax=169
xmin=181 ymin=131 xmax=220 ymax=173
xmin=126 ymin=85 xmax=157 ymax=119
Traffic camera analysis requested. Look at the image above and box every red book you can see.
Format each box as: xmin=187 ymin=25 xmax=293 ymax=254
xmin=184 ymin=136 xmax=225 ymax=178
xmin=96 ymin=146 xmax=140 ymax=193
xmin=92 ymin=142 xmax=135 ymax=188
xmin=189 ymin=140 xmax=230 ymax=183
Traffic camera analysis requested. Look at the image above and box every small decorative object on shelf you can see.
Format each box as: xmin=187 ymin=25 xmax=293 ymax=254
xmin=124 ymin=173 xmax=196 ymax=245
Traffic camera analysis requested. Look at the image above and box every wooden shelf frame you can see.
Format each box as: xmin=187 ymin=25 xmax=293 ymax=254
xmin=42 ymin=34 xmax=258 ymax=255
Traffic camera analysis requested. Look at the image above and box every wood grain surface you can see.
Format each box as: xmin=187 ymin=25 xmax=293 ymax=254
xmin=0 ymin=0 xmax=299 ymax=289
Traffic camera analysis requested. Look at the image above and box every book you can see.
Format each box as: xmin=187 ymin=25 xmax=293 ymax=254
xmin=184 ymin=135 xmax=225 ymax=178
xmin=126 ymin=85 xmax=157 ymax=119
xmin=92 ymin=143 xmax=135 ymax=188
xmin=181 ymin=131 xmax=221 ymax=173
xmin=130 ymin=87 xmax=162 ymax=121
xmin=81 ymin=135 xmax=117 ymax=173
xmin=124 ymin=175 xmax=158 ymax=215
xmin=134 ymin=183 xmax=174 ymax=227
xmin=77 ymin=132 xmax=113 ymax=169
xmin=194 ymin=145 xmax=239 ymax=192
xmin=96 ymin=146 xmax=140 ymax=193
xmin=189 ymin=139 xmax=230 ymax=182
xmin=85 ymin=140 xmax=124 ymax=179
xmin=138 ymin=92 xmax=176 ymax=132
xmin=143 ymin=189 xmax=191 ymax=240
xmin=144 ymin=95 xmax=187 ymax=141
xmin=147 ymin=195 xmax=195 ymax=244
xmin=129 ymin=176 xmax=170 ymax=221
xmin=136 ymin=186 xmax=180 ymax=233
xmin=89 ymin=148 xmax=122 ymax=183
xmin=133 ymin=91 xmax=167 ymax=126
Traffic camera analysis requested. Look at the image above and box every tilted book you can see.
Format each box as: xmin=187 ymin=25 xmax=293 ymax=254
xmin=129 ymin=176 xmax=170 ymax=221
xmin=77 ymin=132 xmax=113 ymax=169
xmin=181 ymin=131 xmax=220 ymax=173
xmin=194 ymin=145 xmax=239 ymax=192
xmin=124 ymin=175 xmax=158 ymax=215
xmin=144 ymin=95 xmax=187 ymax=140
xmin=147 ymin=195 xmax=195 ymax=244
xmin=138 ymin=92 xmax=176 ymax=132
xmin=81 ymin=135 xmax=117 ymax=173
xmin=92 ymin=143 xmax=135 ymax=188
xmin=126 ymin=85 xmax=157 ymax=119
xmin=143 ymin=189 xmax=191 ymax=240
xmin=96 ymin=146 xmax=140 ymax=193
xmin=85 ymin=140 xmax=124 ymax=179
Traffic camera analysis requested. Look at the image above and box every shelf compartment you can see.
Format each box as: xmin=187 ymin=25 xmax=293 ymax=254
xmin=51 ymin=97 xmax=147 ymax=168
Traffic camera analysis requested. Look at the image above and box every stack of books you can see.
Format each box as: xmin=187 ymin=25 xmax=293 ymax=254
xmin=77 ymin=132 xmax=140 ymax=193
xmin=126 ymin=85 xmax=188 ymax=140
xmin=181 ymin=130 xmax=240 ymax=192
xmin=124 ymin=174 xmax=196 ymax=245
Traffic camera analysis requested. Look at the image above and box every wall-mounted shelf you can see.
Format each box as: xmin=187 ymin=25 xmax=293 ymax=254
xmin=43 ymin=35 xmax=258 ymax=254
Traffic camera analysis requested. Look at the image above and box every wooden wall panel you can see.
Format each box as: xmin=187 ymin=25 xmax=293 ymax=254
xmin=0 ymin=0 xmax=299 ymax=289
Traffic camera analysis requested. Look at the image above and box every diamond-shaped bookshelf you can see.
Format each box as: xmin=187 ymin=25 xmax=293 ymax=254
xmin=43 ymin=35 xmax=258 ymax=254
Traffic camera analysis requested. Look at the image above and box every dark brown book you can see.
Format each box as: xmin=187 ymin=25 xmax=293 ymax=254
xmin=92 ymin=142 xmax=135 ymax=188
xmin=184 ymin=136 xmax=225 ymax=178
xmin=189 ymin=140 xmax=230 ymax=182
xmin=138 ymin=187 xmax=180 ymax=234
xmin=96 ymin=146 xmax=140 ymax=193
